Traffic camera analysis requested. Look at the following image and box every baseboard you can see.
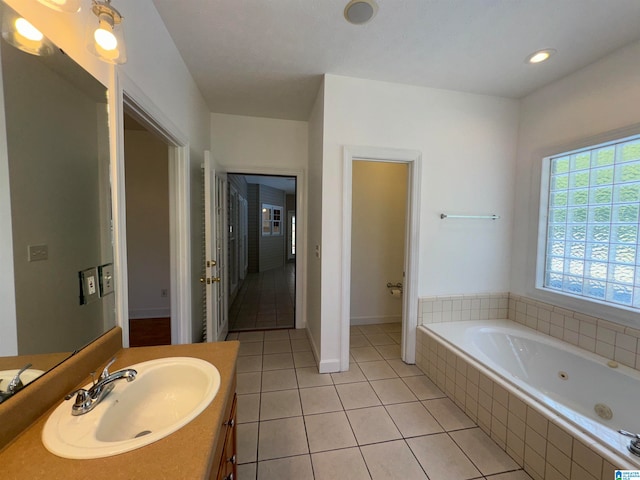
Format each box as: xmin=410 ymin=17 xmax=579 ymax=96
xmin=318 ymin=358 xmax=340 ymax=374
xmin=128 ymin=308 xmax=170 ymax=319
xmin=350 ymin=315 xmax=401 ymax=326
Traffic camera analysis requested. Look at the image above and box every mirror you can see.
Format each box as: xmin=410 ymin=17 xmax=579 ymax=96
xmin=0 ymin=3 xmax=115 ymax=398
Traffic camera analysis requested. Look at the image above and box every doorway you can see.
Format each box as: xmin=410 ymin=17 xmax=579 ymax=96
xmin=341 ymin=146 xmax=422 ymax=370
xmin=123 ymin=112 xmax=171 ymax=347
xmin=350 ymin=161 xmax=407 ymax=329
xmin=227 ymin=174 xmax=297 ymax=331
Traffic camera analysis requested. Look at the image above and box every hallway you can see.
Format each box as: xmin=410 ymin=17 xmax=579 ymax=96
xmin=229 ymin=264 xmax=295 ymax=331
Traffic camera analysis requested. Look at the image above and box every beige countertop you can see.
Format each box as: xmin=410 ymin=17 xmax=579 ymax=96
xmin=0 ymin=340 xmax=239 ymax=480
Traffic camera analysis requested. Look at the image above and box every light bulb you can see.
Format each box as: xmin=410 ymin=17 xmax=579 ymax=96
xmin=15 ymin=18 xmax=43 ymax=42
xmin=526 ymin=49 xmax=556 ymax=64
xmin=529 ymin=52 xmax=549 ymax=63
xmin=94 ymin=27 xmax=117 ymax=51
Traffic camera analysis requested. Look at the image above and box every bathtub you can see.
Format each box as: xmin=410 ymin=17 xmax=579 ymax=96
xmin=419 ymin=320 xmax=640 ymax=471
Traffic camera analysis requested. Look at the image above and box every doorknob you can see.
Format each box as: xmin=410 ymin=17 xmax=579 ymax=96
xmin=199 ymin=277 xmax=212 ymax=284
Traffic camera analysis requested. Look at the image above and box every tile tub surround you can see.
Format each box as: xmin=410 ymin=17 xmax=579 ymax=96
xmin=416 ymin=327 xmax=628 ymax=480
xmin=229 ymin=325 xmax=533 ymax=480
xmin=508 ymin=293 xmax=640 ymax=372
xmin=419 ymin=292 xmax=640 ymax=373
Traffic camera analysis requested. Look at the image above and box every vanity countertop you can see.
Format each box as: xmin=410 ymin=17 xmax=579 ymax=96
xmin=0 ymin=340 xmax=239 ymax=480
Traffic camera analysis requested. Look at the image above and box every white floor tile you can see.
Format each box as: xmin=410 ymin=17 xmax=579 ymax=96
xmin=370 ymin=378 xmax=418 ymax=404
xmin=402 ymin=375 xmax=445 ymax=400
xmin=257 ymin=455 xmax=314 ymax=480
xmin=296 ymin=367 xmax=334 ymax=388
xmin=351 ymin=346 xmax=383 ymax=362
xmin=261 ymin=369 xmax=298 ymax=392
xmin=237 ymin=393 xmax=260 ymax=424
xmin=262 ymin=352 xmax=294 ymax=371
xmin=305 ymin=411 xmax=357 ymax=453
xmin=359 ymin=360 xmax=398 ymax=380
xmin=237 ymin=355 xmax=263 ymax=373
xmin=407 ymin=433 xmax=481 ymax=480
xmin=312 ymin=447 xmax=371 ymax=480
xmin=260 ymin=389 xmax=302 ymax=420
xmin=263 ymin=340 xmax=292 ymax=354
xmin=331 ymin=363 xmax=366 ymax=384
xmin=237 ymin=422 xmax=259 ymax=464
xmin=299 ymin=385 xmax=343 ymax=415
xmin=422 ymin=397 xmax=476 ymax=431
xmin=450 ymin=427 xmax=519 ymax=475
xmin=385 ymin=401 xmax=443 ymax=437
xmin=346 ymin=406 xmax=402 ymax=445
xmin=237 ymin=372 xmax=262 ymax=394
xmin=361 ymin=440 xmax=428 ymax=480
xmin=258 ymin=417 xmax=309 ymax=460
xmin=335 ymin=382 xmax=381 ymax=410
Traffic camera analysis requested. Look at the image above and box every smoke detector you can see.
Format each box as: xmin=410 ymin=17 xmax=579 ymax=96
xmin=344 ymin=0 xmax=378 ymax=25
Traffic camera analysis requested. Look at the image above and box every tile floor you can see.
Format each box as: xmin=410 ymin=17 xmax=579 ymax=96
xmin=226 ymin=324 xmax=533 ymax=480
xmin=229 ymin=264 xmax=295 ymax=331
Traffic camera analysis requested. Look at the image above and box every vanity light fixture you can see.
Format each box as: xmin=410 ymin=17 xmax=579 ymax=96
xmin=526 ymin=48 xmax=556 ymax=64
xmin=1 ymin=7 xmax=54 ymax=56
xmin=344 ymin=0 xmax=378 ymax=25
xmin=36 ymin=0 xmax=82 ymax=13
xmin=85 ymin=0 xmax=126 ymax=64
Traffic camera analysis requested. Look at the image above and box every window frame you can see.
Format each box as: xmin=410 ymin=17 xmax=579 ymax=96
xmin=536 ymin=132 xmax=640 ymax=314
xmin=261 ymin=203 xmax=283 ymax=237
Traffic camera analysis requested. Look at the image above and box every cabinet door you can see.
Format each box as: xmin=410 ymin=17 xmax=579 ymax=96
xmin=214 ymin=395 xmax=237 ymax=480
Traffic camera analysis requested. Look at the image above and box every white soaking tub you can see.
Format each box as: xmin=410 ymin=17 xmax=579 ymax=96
xmin=421 ymin=319 xmax=640 ymax=469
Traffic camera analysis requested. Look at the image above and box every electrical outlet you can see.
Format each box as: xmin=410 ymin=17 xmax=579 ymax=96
xmin=161 ymin=289 xmax=168 ymax=298
xmin=79 ymin=267 xmax=99 ymax=305
xmin=28 ymin=244 xmax=48 ymax=262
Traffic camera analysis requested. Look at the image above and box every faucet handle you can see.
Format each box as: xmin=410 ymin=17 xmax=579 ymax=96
xmin=7 ymin=363 xmax=32 ymax=393
xmin=96 ymin=357 xmax=117 ymax=383
xmin=619 ymin=430 xmax=640 ymax=439
xmin=65 ymin=388 xmax=92 ymax=415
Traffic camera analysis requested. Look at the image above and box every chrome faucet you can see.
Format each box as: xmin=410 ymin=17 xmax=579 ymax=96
xmin=5 ymin=363 xmax=32 ymax=394
xmin=0 ymin=363 xmax=33 ymax=403
xmin=65 ymin=357 xmax=137 ymax=416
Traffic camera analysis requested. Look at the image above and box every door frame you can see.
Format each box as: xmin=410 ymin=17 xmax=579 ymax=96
xmin=113 ymin=71 xmax=192 ymax=347
xmin=341 ymin=146 xmax=421 ymax=369
xmin=227 ymin=167 xmax=305 ymax=329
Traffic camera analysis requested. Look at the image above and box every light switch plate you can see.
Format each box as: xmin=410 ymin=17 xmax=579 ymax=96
xmin=28 ymin=244 xmax=48 ymax=262
xmin=79 ymin=267 xmax=99 ymax=305
xmin=98 ymin=263 xmax=114 ymax=296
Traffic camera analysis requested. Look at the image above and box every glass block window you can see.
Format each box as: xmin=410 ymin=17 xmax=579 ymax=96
xmin=541 ymin=135 xmax=640 ymax=309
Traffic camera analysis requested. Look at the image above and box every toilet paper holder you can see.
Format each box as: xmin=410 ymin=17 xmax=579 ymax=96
xmin=386 ymin=282 xmax=403 ymax=297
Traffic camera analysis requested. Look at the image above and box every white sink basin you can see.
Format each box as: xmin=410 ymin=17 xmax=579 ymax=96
xmin=42 ymin=357 xmax=220 ymax=459
xmin=0 ymin=368 xmax=45 ymax=390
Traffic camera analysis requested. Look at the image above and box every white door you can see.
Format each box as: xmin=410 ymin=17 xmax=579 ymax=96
xmin=204 ymin=151 xmax=228 ymax=342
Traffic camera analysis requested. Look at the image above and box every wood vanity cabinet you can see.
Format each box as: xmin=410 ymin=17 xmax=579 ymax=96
xmin=211 ymin=390 xmax=237 ymax=480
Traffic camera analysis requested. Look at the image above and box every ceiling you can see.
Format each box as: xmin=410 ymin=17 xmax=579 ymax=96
xmin=237 ymin=175 xmax=296 ymax=194
xmin=152 ymin=0 xmax=640 ymax=121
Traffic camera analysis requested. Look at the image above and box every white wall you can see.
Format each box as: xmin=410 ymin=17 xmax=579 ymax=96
xmin=210 ymin=113 xmax=308 ymax=171
xmin=125 ymin=129 xmax=170 ymax=319
xmin=351 ymin=161 xmax=406 ymax=324
xmin=4 ymin=0 xmax=212 ymax=343
xmin=306 ymin=82 xmax=325 ymax=361
xmin=320 ymin=74 xmax=520 ymax=369
xmin=512 ymin=39 xmax=640 ymax=327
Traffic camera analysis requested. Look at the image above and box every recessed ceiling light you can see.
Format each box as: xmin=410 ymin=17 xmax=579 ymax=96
xmin=344 ymin=0 xmax=378 ymax=25
xmin=526 ymin=49 xmax=556 ymax=64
